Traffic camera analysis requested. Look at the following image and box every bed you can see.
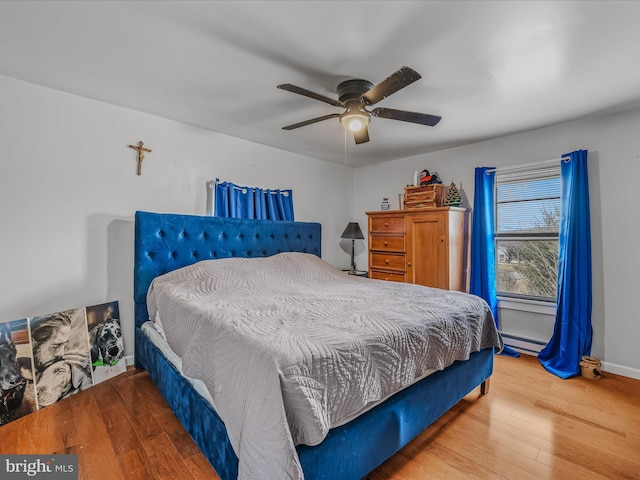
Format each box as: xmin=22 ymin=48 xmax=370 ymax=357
xmin=133 ymin=211 xmax=500 ymax=480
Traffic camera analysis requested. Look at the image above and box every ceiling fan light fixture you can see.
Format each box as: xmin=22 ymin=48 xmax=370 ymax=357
xmin=279 ymin=67 xmax=439 ymax=144
xmin=340 ymin=111 xmax=370 ymax=132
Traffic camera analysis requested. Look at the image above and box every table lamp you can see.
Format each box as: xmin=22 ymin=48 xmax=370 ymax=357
xmin=341 ymin=222 xmax=365 ymax=274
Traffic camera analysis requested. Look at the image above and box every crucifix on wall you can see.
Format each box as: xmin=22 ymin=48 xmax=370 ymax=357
xmin=128 ymin=141 xmax=152 ymax=175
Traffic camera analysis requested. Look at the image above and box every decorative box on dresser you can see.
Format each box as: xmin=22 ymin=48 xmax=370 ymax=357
xmin=366 ymin=207 xmax=471 ymax=292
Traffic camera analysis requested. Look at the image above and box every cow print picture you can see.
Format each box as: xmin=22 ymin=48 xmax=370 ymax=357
xmin=86 ymin=301 xmax=126 ymax=384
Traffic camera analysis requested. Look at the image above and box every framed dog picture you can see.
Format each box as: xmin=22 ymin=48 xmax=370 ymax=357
xmin=29 ymin=308 xmax=94 ymax=409
xmin=86 ymin=301 xmax=126 ymax=384
xmin=1 ymin=300 xmax=125 ymax=422
xmin=0 ymin=319 xmax=37 ymax=426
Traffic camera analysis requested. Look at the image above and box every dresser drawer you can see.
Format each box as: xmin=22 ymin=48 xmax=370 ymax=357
xmin=406 ymin=189 xmax=436 ymax=202
xmin=370 ymin=216 xmax=404 ymax=233
xmin=370 ymin=252 xmax=406 ymax=271
xmin=404 ymin=199 xmax=436 ymax=209
xmin=370 ymin=270 xmax=406 ymax=282
xmin=370 ymin=235 xmax=405 ymax=252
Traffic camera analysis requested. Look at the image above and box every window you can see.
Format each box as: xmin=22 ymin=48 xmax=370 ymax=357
xmin=495 ymin=166 xmax=560 ymax=302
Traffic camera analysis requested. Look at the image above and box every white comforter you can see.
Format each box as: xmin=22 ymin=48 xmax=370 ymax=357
xmin=147 ymin=252 xmax=502 ymax=480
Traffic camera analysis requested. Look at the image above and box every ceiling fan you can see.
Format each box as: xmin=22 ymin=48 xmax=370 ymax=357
xmin=277 ymin=66 xmax=441 ymax=144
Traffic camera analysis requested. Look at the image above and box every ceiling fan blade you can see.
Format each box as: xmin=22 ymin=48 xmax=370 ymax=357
xmin=361 ymin=66 xmax=422 ymax=106
xmin=282 ymin=113 xmax=341 ymax=130
xmin=353 ymin=126 xmax=370 ymax=144
xmin=372 ymin=107 xmax=441 ymax=126
xmin=277 ymin=84 xmax=343 ymax=107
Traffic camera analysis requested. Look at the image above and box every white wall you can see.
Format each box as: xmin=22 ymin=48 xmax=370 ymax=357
xmin=3 ymin=71 xmax=638 ymax=379
xmin=0 ymin=74 xmax=354 ymax=363
xmin=354 ymin=106 xmax=640 ymax=379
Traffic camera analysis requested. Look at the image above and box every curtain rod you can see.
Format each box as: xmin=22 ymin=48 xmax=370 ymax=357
xmin=206 ymin=180 xmax=290 ymax=196
xmin=486 ymin=156 xmax=570 ymax=174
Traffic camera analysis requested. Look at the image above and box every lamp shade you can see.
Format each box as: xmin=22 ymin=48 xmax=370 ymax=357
xmin=341 ymin=222 xmax=364 ymax=240
xmin=339 ymin=112 xmax=370 ymax=132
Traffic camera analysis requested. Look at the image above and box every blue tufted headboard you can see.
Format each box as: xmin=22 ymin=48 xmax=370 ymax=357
xmin=134 ymin=211 xmax=322 ymax=330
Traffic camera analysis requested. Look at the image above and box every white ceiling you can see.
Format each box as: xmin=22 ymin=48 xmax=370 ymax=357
xmin=1 ymin=1 xmax=640 ymax=168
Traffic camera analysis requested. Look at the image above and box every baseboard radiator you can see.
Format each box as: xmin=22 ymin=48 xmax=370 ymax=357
xmin=500 ymin=332 xmax=547 ymax=356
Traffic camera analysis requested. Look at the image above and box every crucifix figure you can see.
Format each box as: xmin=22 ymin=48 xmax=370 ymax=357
xmin=128 ymin=141 xmax=152 ymax=175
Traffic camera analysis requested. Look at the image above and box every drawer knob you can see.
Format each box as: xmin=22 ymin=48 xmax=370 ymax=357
xmin=385 ymin=259 xmax=390 ymax=264
xmin=384 ymin=222 xmax=389 ymax=227
xmin=407 ymin=261 xmax=412 ymax=267
xmin=383 ymin=241 xmax=389 ymax=246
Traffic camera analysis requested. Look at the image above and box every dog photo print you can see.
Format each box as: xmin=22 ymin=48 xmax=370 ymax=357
xmin=86 ymin=301 xmax=125 ymax=384
xmin=29 ymin=308 xmax=93 ymax=408
xmin=0 ymin=319 xmax=37 ymax=426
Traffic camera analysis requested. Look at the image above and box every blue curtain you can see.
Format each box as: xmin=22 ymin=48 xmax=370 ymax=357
xmin=538 ymin=150 xmax=592 ymax=378
xmin=470 ymin=167 xmax=519 ymax=357
xmin=214 ymin=179 xmax=294 ymax=221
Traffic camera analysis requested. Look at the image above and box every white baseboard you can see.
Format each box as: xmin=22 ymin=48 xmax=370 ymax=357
xmin=124 ymin=354 xmax=135 ymax=367
xmin=601 ymin=361 xmax=640 ymax=381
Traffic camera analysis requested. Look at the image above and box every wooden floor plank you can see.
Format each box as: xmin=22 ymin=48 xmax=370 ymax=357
xmin=148 ymin=443 xmax=199 ymax=480
xmin=116 ymin=445 xmax=154 ymax=477
xmin=184 ymin=453 xmax=223 ymax=480
xmin=67 ymin=388 xmax=126 ymax=480
xmin=152 ymin=407 xmax=203 ymax=459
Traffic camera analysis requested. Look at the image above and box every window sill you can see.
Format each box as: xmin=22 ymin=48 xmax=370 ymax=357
xmin=497 ymin=296 xmax=556 ymax=316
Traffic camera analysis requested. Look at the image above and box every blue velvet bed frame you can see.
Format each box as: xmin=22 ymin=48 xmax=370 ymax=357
xmin=133 ymin=211 xmax=494 ymax=480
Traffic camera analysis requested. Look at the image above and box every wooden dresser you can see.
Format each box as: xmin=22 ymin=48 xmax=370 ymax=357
xmin=366 ymin=207 xmax=471 ymax=292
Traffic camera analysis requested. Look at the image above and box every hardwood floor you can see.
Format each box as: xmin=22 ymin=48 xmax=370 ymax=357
xmin=1 ymin=354 xmax=639 ymax=479
xmin=369 ymin=355 xmax=640 ymax=480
